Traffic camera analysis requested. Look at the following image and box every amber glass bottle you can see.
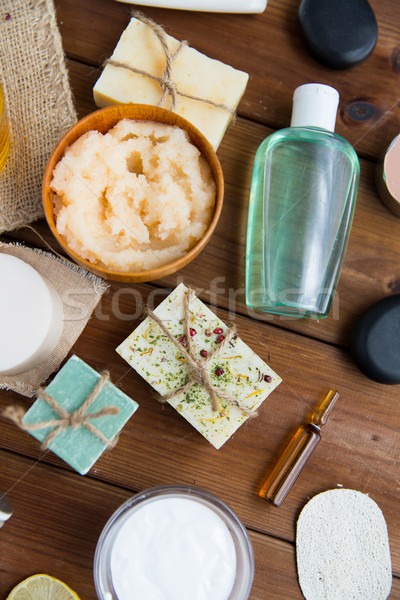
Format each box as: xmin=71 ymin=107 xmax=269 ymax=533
xmin=0 ymin=83 xmax=10 ymax=172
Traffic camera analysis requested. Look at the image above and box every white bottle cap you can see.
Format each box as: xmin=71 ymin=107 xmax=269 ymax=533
xmin=290 ymin=83 xmax=340 ymax=132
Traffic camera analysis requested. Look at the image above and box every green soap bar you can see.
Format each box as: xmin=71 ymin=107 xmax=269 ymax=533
xmin=23 ymin=355 xmax=138 ymax=475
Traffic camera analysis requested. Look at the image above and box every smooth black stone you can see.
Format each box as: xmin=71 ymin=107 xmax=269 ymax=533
xmin=351 ymin=295 xmax=400 ymax=384
xmin=298 ymin=0 xmax=378 ymax=69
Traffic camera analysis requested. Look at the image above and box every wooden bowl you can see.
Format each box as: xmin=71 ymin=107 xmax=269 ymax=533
xmin=42 ymin=104 xmax=224 ymax=282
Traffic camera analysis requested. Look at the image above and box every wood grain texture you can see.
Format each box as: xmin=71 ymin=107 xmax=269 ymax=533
xmin=0 ymin=450 xmax=305 ymax=600
xmin=1 ymin=284 xmax=400 ymax=577
xmin=55 ymin=0 xmax=400 ymax=160
xmin=13 ymin=58 xmax=400 ymax=347
xmin=1 ymin=1 xmax=400 ymax=598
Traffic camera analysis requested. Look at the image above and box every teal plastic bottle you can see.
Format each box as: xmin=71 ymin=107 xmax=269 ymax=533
xmin=246 ymin=83 xmax=360 ymax=318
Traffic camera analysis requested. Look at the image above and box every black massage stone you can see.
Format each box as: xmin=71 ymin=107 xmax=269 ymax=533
xmin=298 ymin=0 xmax=378 ymax=69
xmin=351 ymin=295 xmax=400 ymax=384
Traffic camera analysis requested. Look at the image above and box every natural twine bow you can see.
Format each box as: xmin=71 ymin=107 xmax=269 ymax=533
xmin=147 ymin=289 xmax=256 ymax=417
xmin=2 ymin=372 xmax=119 ymax=450
xmin=104 ymin=11 xmax=236 ymax=114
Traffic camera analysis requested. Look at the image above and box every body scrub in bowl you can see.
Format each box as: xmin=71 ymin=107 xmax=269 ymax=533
xmin=43 ymin=104 xmax=223 ymax=282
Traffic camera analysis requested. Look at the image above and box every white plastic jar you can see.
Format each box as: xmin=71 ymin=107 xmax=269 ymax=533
xmin=0 ymin=253 xmax=64 ymax=375
xmin=94 ymin=485 xmax=254 ymax=600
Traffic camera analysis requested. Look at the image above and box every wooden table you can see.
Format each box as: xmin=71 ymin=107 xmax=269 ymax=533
xmin=1 ymin=1 xmax=400 ymax=598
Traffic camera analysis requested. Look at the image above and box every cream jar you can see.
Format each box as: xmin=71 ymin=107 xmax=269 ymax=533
xmin=376 ymin=134 xmax=400 ymax=217
xmin=94 ymin=485 xmax=254 ymax=600
xmin=0 ymin=253 xmax=64 ymax=375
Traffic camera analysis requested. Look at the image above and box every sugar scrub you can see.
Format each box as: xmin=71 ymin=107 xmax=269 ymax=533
xmin=110 ymin=496 xmax=236 ymax=600
xmin=50 ymin=119 xmax=216 ymax=272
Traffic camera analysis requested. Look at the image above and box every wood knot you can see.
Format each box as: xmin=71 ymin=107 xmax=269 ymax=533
xmin=391 ymin=47 xmax=400 ymax=73
xmin=341 ymin=99 xmax=380 ymax=124
xmin=386 ymin=278 xmax=400 ymax=293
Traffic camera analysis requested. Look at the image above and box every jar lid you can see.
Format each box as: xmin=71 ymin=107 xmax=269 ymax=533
xmin=351 ymin=295 xmax=400 ymax=384
xmin=0 ymin=253 xmax=64 ymax=375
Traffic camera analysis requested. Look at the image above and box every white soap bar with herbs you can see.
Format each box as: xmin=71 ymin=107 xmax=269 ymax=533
xmin=93 ymin=17 xmax=249 ymax=150
xmin=116 ymin=284 xmax=281 ymax=449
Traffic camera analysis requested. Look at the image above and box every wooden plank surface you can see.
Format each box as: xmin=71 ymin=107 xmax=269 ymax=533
xmin=1 ymin=283 xmax=400 ymax=572
xmin=0 ymin=450 xmax=304 ymax=600
xmin=54 ymin=0 xmax=400 ymax=159
xmin=1 ymin=0 xmax=400 ymax=598
xmin=2 ymin=450 xmax=400 ymax=599
xmin=8 ymin=58 xmax=400 ymax=348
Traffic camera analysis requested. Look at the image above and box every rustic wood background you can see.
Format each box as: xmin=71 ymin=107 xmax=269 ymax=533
xmin=1 ymin=0 xmax=400 ymax=598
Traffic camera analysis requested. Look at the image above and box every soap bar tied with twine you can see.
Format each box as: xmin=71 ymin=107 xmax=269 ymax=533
xmin=2 ymin=372 xmax=119 ymax=450
xmin=147 ymin=288 xmax=256 ymax=417
xmin=104 ymin=11 xmax=236 ymax=115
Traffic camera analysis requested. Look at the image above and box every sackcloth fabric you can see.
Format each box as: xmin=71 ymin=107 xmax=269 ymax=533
xmin=0 ymin=0 xmax=77 ymax=233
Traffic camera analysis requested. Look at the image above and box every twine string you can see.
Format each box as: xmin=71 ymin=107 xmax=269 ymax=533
xmin=147 ymin=289 xmax=255 ymax=417
xmin=2 ymin=372 xmax=120 ymax=450
xmin=23 ymin=224 xmax=68 ymax=262
xmin=103 ymin=11 xmax=236 ymax=115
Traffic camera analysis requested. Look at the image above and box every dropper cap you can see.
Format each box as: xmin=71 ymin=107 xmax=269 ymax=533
xmin=290 ymin=83 xmax=339 ymax=132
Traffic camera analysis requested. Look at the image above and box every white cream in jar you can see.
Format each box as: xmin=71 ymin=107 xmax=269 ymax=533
xmin=111 ymin=496 xmax=236 ymax=600
xmin=94 ymin=486 xmax=254 ymax=600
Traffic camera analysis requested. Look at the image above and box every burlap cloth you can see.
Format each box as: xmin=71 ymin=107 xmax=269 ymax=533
xmin=0 ymin=242 xmax=108 ymax=398
xmin=0 ymin=0 xmax=77 ymax=234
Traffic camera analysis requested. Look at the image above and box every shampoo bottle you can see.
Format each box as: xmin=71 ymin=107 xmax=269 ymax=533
xmin=246 ymin=83 xmax=360 ymax=318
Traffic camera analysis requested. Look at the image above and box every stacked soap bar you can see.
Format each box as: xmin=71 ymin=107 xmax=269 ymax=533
xmin=22 ymin=355 xmax=138 ymax=475
xmin=116 ymin=284 xmax=281 ymax=449
xmin=93 ymin=17 xmax=249 ymax=150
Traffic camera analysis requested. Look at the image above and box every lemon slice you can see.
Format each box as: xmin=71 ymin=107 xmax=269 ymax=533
xmin=7 ymin=574 xmax=80 ymax=600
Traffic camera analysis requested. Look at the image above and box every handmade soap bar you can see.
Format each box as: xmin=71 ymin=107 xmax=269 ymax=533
xmin=22 ymin=355 xmax=138 ymax=474
xmin=93 ymin=17 xmax=249 ymax=150
xmin=116 ymin=284 xmax=281 ymax=449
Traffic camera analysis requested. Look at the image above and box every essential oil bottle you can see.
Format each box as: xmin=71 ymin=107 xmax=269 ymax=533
xmin=246 ymin=83 xmax=360 ymax=318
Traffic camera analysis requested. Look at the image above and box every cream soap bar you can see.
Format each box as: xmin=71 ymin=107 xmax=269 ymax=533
xmin=116 ymin=284 xmax=281 ymax=449
xmin=93 ymin=18 xmax=249 ymax=150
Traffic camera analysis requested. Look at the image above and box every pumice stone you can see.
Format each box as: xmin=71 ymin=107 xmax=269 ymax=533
xmin=298 ymin=0 xmax=378 ymax=69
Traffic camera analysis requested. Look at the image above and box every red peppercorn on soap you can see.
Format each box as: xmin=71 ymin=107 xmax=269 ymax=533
xmin=116 ymin=284 xmax=281 ymax=448
xmin=93 ymin=17 xmax=249 ymax=150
